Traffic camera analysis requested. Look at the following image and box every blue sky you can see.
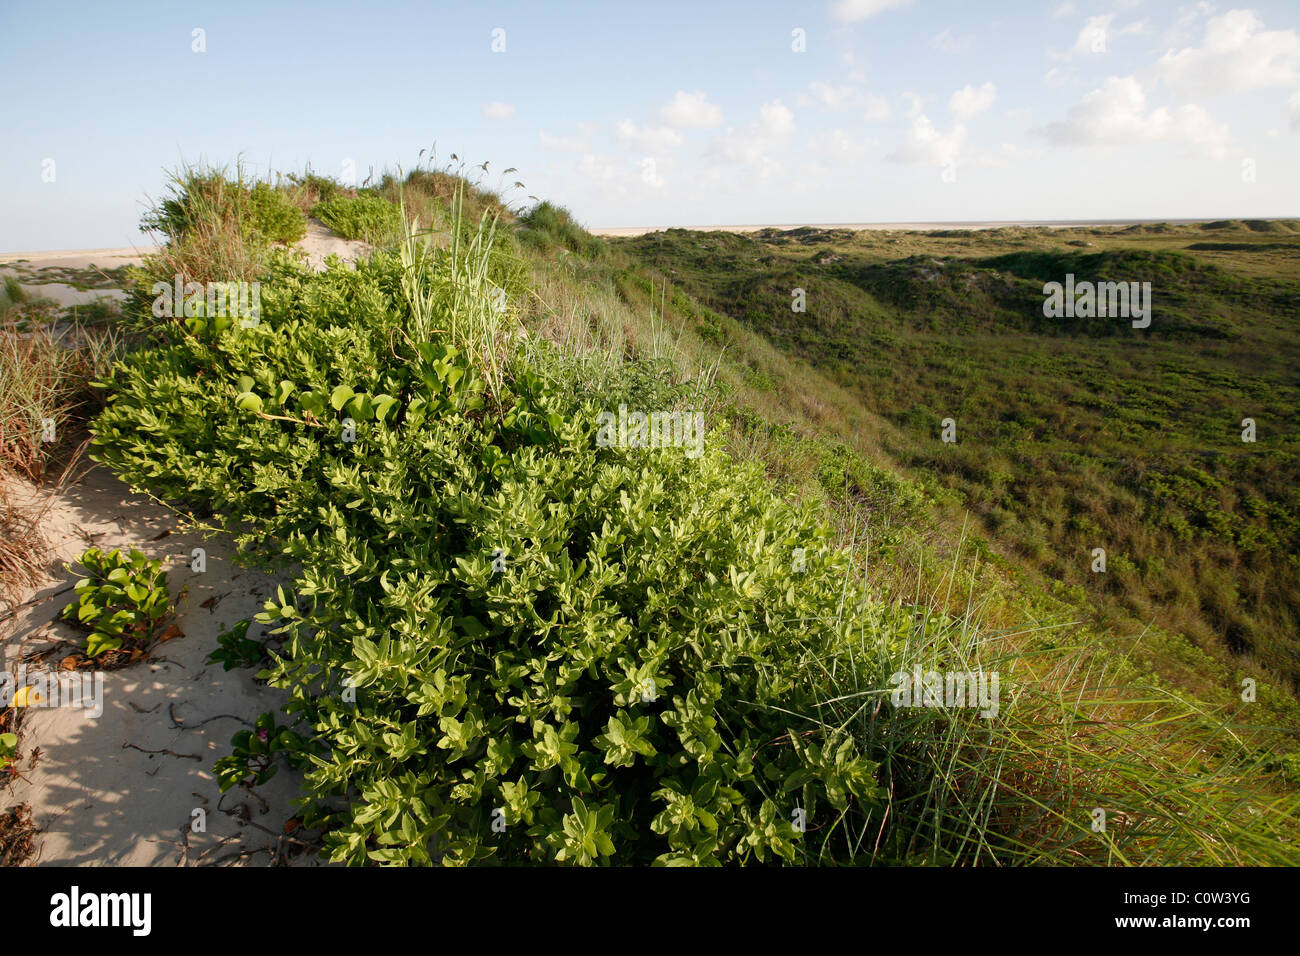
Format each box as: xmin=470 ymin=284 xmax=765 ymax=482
xmin=2 ymin=0 xmax=1298 ymax=251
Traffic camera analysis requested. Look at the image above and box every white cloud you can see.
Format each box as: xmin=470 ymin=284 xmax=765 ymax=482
xmin=900 ymin=91 xmax=926 ymax=119
xmin=805 ymin=81 xmax=861 ymax=110
xmin=809 ymin=128 xmax=879 ymax=161
xmin=577 ymin=153 xmax=617 ymax=182
xmin=862 ymin=93 xmax=892 ymax=121
xmin=831 ymin=0 xmax=912 ymax=23
xmin=758 ymin=100 xmax=795 ymax=138
xmin=1156 ymin=10 xmax=1300 ymax=97
xmin=1052 ymin=2 xmax=1076 ymax=18
xmin=713 ymin=99 xmax=796 ymax=178
xmin=800 ymin=82 xmax=891 ymax=120
xmin=481 ymin=101 xmax=516 ymax=120
xmin=889 ymin=114 xmax=967 ymax=166
xmin=1290 ymin=90 xmax=1300 ymax=131
xmin=931 ymin=27 xmax=973 ymax=54
xmin=613 ymin=120 xmax=683 ymax=153
xmin=949 ymin=81 xmax=997 ymax=120
xmin=539 ymin=130 xmax=589 ymax=152
xmin=658 ymin=90 xmax=724 ymax=129
xmin=640 ymin=158 xmax=665 ymax=189
xmin=1044 ymin=75 xmax=1232 ymax=157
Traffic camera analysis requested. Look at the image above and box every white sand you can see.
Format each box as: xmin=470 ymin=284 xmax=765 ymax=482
xmin=1 ymin=467 xmax=317 ymax=866
xmin=296 ymin=219 xmax=370 ymax=272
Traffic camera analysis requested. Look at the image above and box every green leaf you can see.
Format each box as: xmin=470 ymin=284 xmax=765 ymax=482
xmin=329 ymin=384 xmax=355 ymax=411
xmin=236 ymin=391 xmax=264 ymax=413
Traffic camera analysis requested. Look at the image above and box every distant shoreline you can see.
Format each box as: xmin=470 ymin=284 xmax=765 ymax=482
xmin=0 ymin=247 xmax=156 ymax=267
xmin=591 ymin=218 xmax=1295 ymax=237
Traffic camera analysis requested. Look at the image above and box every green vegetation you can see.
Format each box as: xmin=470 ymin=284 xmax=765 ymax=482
xmin=206 ymin=619 xmax=265 ymax=671
xmin=518 ymin=201 xmax=606 ymax=259
xmin=0 ymin=733 xmax=16 ymax=774
xmin=129 ymin=163 xmax=307 ymax=314
xmin=0 ymin=306 xmax=122 ymax=481
xmin=312 ymin=193 xmax=403 ymax=243
xmin=78 ymin=160 xmax=1300 ymax=864
xmin=60 ymin=547 xmax=172 ymax=659
xmin=616 ymin=224 xmax=1300 ymax=699
xmin=215 ymin=712 xmax=311 ymax=791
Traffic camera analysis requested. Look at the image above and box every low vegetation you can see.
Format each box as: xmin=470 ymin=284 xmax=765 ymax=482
xmin=60 ymin=547 xmax=172 ymax=661
xmin=311 ymin=194 xmax=403 ymax=244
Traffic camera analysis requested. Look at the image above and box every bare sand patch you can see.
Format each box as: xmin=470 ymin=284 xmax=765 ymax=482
xmin=1 ymin=467 xmax=318 ymax=866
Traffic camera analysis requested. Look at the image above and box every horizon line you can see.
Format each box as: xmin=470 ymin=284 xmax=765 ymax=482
xmin=588 ymin=216 xmax=1299 ymax=236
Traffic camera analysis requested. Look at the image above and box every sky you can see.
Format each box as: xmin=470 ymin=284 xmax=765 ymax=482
xmin=2 ymin=0 xmax=1299 ymax=251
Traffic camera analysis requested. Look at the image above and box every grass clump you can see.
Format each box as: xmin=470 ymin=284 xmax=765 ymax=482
xmin=131 ymin=163 xmax=306 ymax=314
xmin=0 ymin=320 xmax=122 ymax=480
xmin=312 ymin=193 xmax=402 ymax=244
xmin=518 ymin=201 xmax=606 ymax=259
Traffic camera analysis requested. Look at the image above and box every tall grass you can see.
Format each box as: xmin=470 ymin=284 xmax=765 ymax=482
xmin=398 ymin=186 xmax=518 ymax=407
xmin=0 ymin=320 xmax=123 ymax=480
xmin=796 ymin=541 xmax=1300 ymax=865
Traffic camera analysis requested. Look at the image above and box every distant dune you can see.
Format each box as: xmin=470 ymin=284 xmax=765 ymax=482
xmin=590 ymin=218 xmax=1265 ymax=237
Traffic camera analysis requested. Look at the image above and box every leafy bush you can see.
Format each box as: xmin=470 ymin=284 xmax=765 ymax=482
xmin=249 ymin=182 xmax=308 ymax=244
xmin=60 ymin=547 xmax=171 ymax=658
xmin=141 ymin=167 xmax=305 ymax=246
xmin=312 ymin=194 xmax=403 ymax=244
xmin=286 ymin=170 xmax=348 ymax=206
xmin=92 ymin=221 xmax=895 ymax=864
xmin=133 ymin=165 xmax=306 ymax=307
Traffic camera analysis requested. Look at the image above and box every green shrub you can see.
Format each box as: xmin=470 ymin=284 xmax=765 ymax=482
xmin=312 ymin=194 xmax=403 ymax=243
xmin=142 ymin=167 xmax=305 ymax=246
xmin=60 ymin=547 xmax=171 ymax=658
xmin=214 ymin=711 xmax=312 ymax=790
xmin=249 ymin=182 xmax=308 ymax=244
xmin=92 ymin=224 xmax=895 ymax=864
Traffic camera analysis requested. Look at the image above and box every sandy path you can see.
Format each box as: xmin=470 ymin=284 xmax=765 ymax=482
xmin=0 ymin=222 xmax=384 ymax=867
xmin=1 ymin=466 xmax=317 ymax=866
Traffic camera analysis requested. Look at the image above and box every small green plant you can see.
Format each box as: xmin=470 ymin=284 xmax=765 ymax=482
xmin=214 ymin=712 xmax=310 ymax=790
xmin=60 ymin=547 xmax=171 ymax=658
xmin=0 ymin=732 xmax=17 ymax=773
xmin=206 ymin=619 xmax=264 ymax=671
